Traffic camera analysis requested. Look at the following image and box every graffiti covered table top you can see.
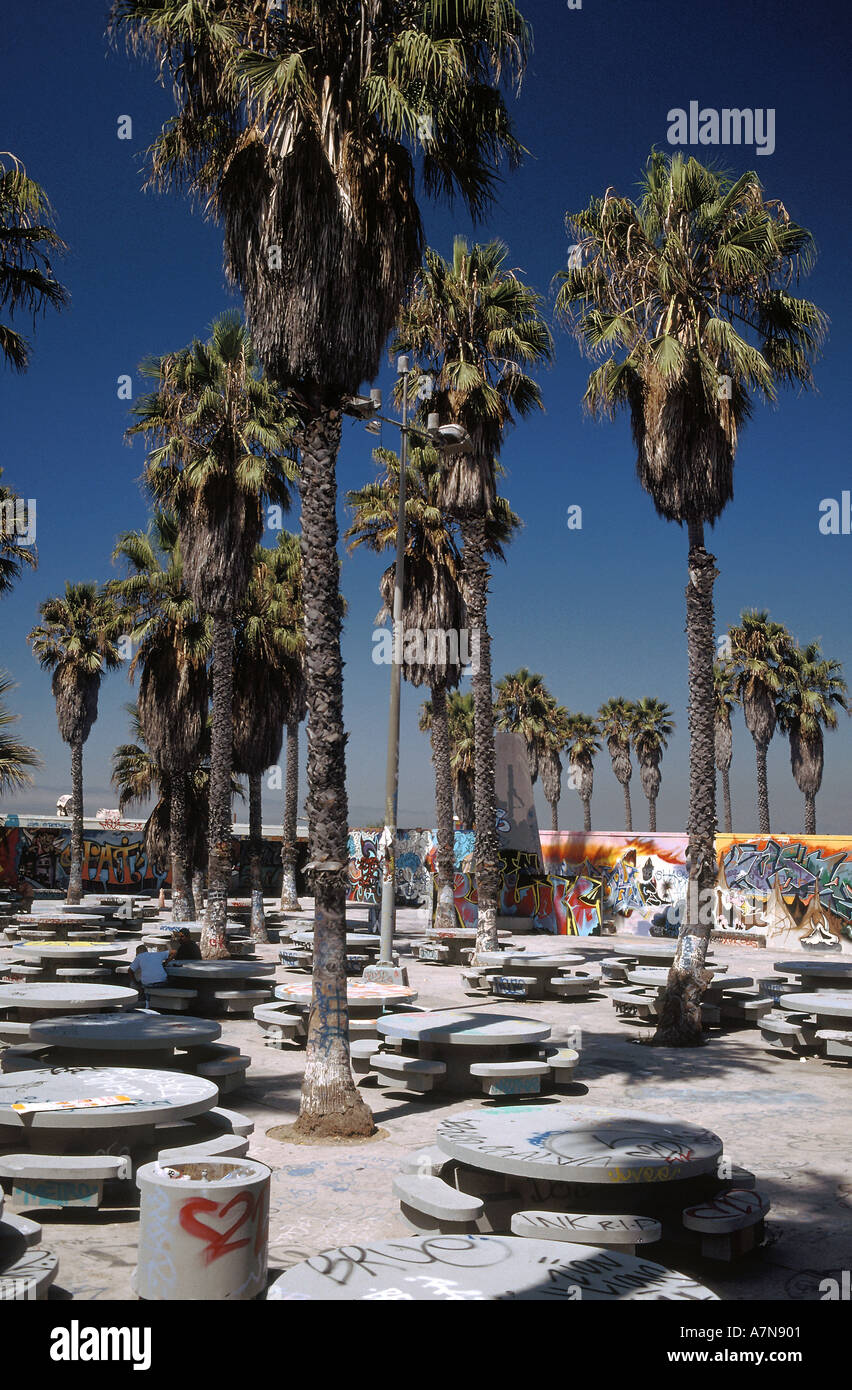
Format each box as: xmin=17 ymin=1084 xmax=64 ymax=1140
xmin=266 ymin=1234 xmax=718 ymax=1301
xmin=376 ymin=1010 xmax=550 ymax=1047
xmin=290 ymin=932 xmax=381 ymax=949
xmin=16 ymin=942 xmax=126 ymax=960
xmin=497 ymin=953 xmax=585 ymax=971
xmin=29 ymin=1011 xmax=221 ymax=1050
xmin=0 ymin=983 xmax=138 ymax=1014
xmin=0 ymin=1066 xmax=217 ymax=1129
xmin=436 ymin=1107 xmax=723 ymax=1184
xmin=424 ymin=928 xmax=512 ymax=940
xmin=274 ymin=980 xmax=417 ymax=1007
xmin=166 ymin=960 xmax=275 ymax=980
xmin=780 ymin=990 xmax=852 ymax=1018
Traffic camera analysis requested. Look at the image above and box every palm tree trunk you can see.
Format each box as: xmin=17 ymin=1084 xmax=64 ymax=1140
xmin=170 ymin=771 xmax=195 ymax=921
xmin=804 ymin=792 xmax=816 ymax=836
xmin=191 ymin=867 xmax=205 ymax=914
xmin=721 ymin=768 xmax=732 ymax=834
xmin=279 ymin=720 xmax=301 ymax=910
xmin=66 ymin=738 xmax=84 ymax=904
xmin=461 ymin=515 xmax=500 ymax=958
xmin=621 ymin=779 xmax=633 ymax=833
xmin=550 ymin=800 xmax=559 ymax=832
xmin=295 ymin=408 xmax=372 ymax=1139
xmin=755 ymin=741 xmax=770 ymax=833
xmin=248 ymin=771 xmax=268 ymax=943
xmin=648 ymin=795 xmax=657 ymax=833
xmin=582 ymin=796 xmax=591 ymax=833
xmin=654 ymin=526 xmax=718 ymax=1046
xmin=201 ymin=609 xmax=233 ymax=960
xmin=429 ymin=675 xmax=456 ymax=932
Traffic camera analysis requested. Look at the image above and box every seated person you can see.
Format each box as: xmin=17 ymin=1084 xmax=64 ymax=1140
xmin=172 ymin=928 xmax=201 ymax=961
xmin=129 ymin=943 xmax=172 ymax=994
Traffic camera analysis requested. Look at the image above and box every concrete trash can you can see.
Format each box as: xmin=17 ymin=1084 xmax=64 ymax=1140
xmin=135 ymin=1156 xmax=271 ymax=1300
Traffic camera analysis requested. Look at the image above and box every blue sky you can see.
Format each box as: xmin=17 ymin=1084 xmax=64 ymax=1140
xmin=2 ymin=0 xmax=851 ymax=835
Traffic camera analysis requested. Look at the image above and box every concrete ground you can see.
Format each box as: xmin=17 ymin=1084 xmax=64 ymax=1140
xmin=3 ymin=908 xmax=850 ymax=1302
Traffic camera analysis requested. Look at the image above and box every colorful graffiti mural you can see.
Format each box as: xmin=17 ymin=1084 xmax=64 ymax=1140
xmin=718 ymin=835 xmax=852 ymax=951
xmin=540 ymin=833 xmax=689 ymax=938
xmin=0 ymin=820 xmax=304 ymax=896
xmin=347 ymin=829 xmax=437 ymax=906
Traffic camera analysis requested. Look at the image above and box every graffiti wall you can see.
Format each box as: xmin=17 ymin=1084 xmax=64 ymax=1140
xmin=347 ymin=829 xmax=437 ymax=906
xmin=0 ymin=819 xmax=307 ymax=896
xmin=541 ymin=832 xmax=689 ymax=938
xmin=718 ymin=835 xmax=852 ymax=952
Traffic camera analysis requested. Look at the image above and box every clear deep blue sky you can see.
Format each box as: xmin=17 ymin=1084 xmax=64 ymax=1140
xmin=2 ymin=0 xmax=851 ymax=834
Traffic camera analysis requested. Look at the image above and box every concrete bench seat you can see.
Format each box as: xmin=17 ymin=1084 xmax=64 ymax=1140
xmin=511 ymin=1209 xmax=662 ymax=1253
xmin=682 ymin=1188 xmax=770 ymax=1260
xmin=211 ymin=989 xmax=271 ymax=1013
xmin=417 ymin=943 xmax=450 ymax=963
xmin=393 ymin=1174 xmax=483 ymax=1233
xmin=197 ymin=1106 xmax=254 ymax=1138
xmin=278 ymin=949 xmax=312 ymax=969
xmin=157 ymin=1134 xmax=250 ymax=1164
xmin=348 ymin=1017 xmax=380 ymax=1040
xmin=469 ymin=1059 xmax=550 ymax=1097
xmin=195 ymin=1055 xmax=250 ymax=1089
xmin=350 ymin=1039 xmax=381 ymax=1076
xmin=541 ymin=1045 xmax=579 ymax=1085
xmin=0 ymin=1152 xmax=132 ymax=1212
xmin=54 ymin=967 xmax=112 ymax=981
xmin=547 ymin=977 xmax=593 ymax=998
xmin=147 ymin=987 xmax=197 ymax=1012
xmin=399 ymin=1147 xmax=451 ymax=1177
xmin=370 ymin=1053 xmax=446 ymax=1092
xmin=0 ymin=1245 xmax=59 ymax=1300
xmin=815 ymin=1029 xmax=852 ymax=1059
xmin=490 ymin=975 xmax=538 ymax=1000
xmin=0 ymin=1020 xmax=32 ymax=1042
xmin=253 ymin=1003 xmax=303 ymax=1046
xmin=759 ymin=1015 xmax=816 ymax=1050
xmin=611 ymin=987 xmax=657 ymax=1017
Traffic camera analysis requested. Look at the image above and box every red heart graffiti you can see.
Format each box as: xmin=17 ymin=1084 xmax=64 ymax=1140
xmin=178 ymin=1191 xmax=255 ymax=1265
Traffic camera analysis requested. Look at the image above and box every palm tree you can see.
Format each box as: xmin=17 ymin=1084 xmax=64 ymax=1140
xmin=0 ymin=152 xmax=67 ymax=372
xmin=113 ymin=0 xmax=530 ymax=1138
xmin=126 ymin=313 xmax=296 ymax=957
xmin=557 ymin=151 xmax=824 ymax=1044
xmin=598 ymin=698 xmax=637 ymax=831
xmin=271 ymin=532 xmax=307 ymax=913
xmin=538 ymin=702 xmax=570 ymax=833
xmin=0 ymin=673 xmax=41 ymax=792
xmin=110 ymin=513 xmax=211 ymax=920
xmin=495 ymin=669 xmax=556 ymax=786
xmin=0 ymin=468 xmax=37 ymax=595
xmin=347 ymin=446 xmax=519 ymax=931
xmin=563 ymin=713 xmax=600 ymax=832
xmin=419 ymin=688 xmax=476 ymax=833
xmin=729 ymin=611 xmax=796 ymax=835
xmin=112 ymin=702 xmax=172 ymax=879
xmin=233 ymin=538 xmax=304 ymax=941
xmin=713 ymin=662 xmax=738 ymax=833
xmin=29 ymin=582 xmax=122 ymax=903
xmin=776 ymin=641 xmax=848 ymax=834
xmin=396 ymin=238 xmax=552 ymax=958
xmin=632 ymin=697 xmax=674 ymax=832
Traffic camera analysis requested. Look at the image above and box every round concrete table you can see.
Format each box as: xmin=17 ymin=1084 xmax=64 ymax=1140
xmin=375 ymin=1010 xmax=551 ymax=1095
xmin=291 ymin=932 xmax=381 ymax=950
xmin=15 ymin=942 xmax=127 ymax=979
xmin=274 ymin=979 xmax=417 ymax=1017
xmin=0 ymin=983 xmax=138 ymax=1020
xmin=421 ymin=927 xmax=512 ymax=965
xmin=0 ymin=1066 xmax=218 ymax=1143
xmin=780 ymin=991 xmax=852 ymax=1023
xmin=162 ymin=959 xmax=274 ymax=1015
xmin=436 ymin=1106 xmax=723 ymax=1185
xmin=486 ymin=953 xmax=590 ymax=1001
xmin=28 ymin=1012 xmax=221 ymax=1068
xmin=266 ymin=1234 xmax=718 ymax=1301
xmin=628 ymin=968 xmax=749 ymax=995
xmin=774 ymin=959 xmax=852 ymax=990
